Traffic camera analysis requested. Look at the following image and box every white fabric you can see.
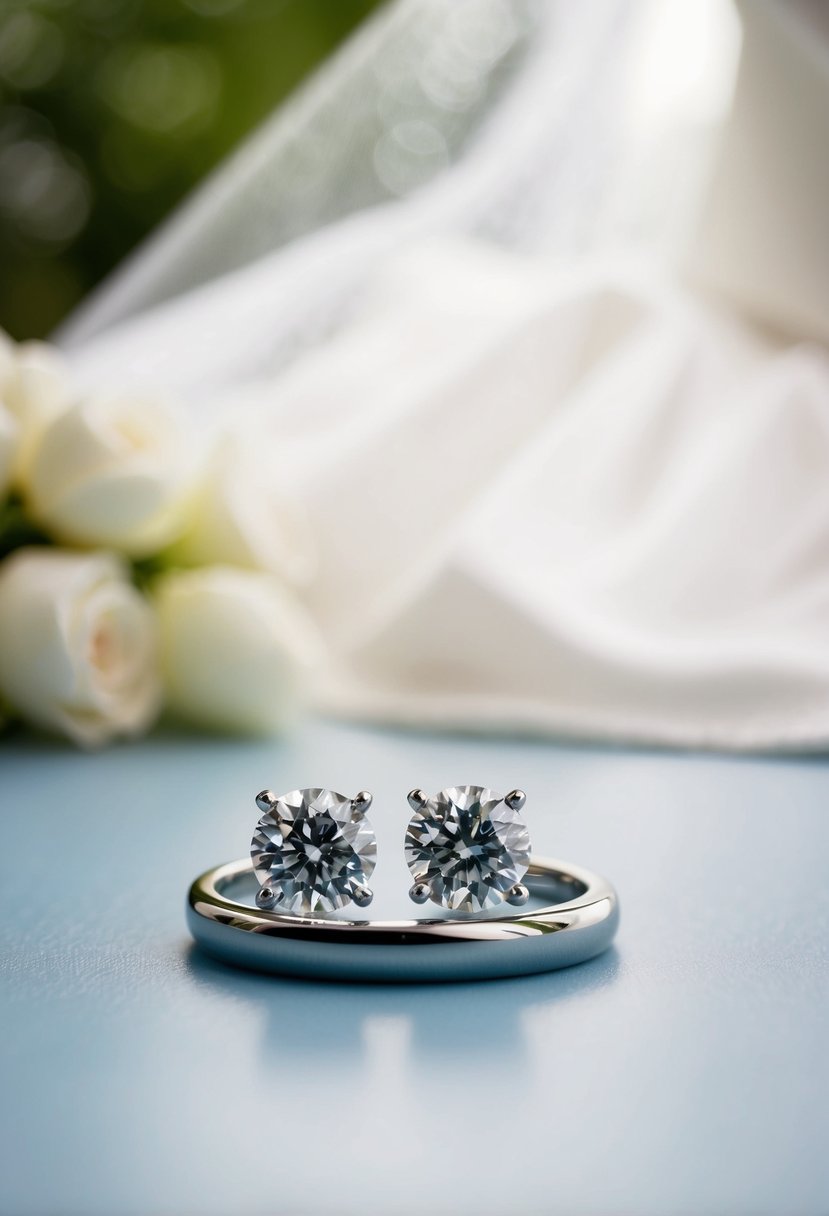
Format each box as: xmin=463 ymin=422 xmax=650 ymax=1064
xmin=58 ymin=0 xmax=829 ymax=750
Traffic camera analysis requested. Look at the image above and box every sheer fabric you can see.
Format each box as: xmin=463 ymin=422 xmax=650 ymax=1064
xmin=59 ymin=0 xmax=829 ymax=749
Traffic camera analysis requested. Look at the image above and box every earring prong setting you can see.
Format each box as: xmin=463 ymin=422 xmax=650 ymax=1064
xmin=506 ymin=883 xmax=530 ymax=906
xmin=351 ymin=791 xmax=373 ymax=816
xmin=405 ymin=785 xmax=532 ymax=913
xmin=251 ymin=788 xmax=377 ymax=915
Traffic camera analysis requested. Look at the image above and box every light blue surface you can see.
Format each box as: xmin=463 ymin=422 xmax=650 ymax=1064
xmin=1 ymin=719 xmax=828 ymax=1216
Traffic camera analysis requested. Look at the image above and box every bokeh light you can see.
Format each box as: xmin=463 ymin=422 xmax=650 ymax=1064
xmin=0 ymin=0 xmax=385 ymax=338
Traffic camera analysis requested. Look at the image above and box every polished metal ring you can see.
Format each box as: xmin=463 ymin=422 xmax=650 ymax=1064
xmin=186 ymin=856 xmax=619 ymax=983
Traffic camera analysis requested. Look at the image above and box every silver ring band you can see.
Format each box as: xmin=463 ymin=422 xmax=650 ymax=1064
xmin=187 ymin=856 xmax=619 ymax=982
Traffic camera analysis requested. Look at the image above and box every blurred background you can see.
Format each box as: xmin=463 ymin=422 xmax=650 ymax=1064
xmin=3 ymin=0 xmax=828 ymax=754
xmin=0 ymin=0 xmax=384 ymax=338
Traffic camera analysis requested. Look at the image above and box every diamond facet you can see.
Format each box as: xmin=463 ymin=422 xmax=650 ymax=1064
xmin=251 ymin=787 xmax=377 ymax=914
xmin=404 ymin=785 xmax=532 ymax=912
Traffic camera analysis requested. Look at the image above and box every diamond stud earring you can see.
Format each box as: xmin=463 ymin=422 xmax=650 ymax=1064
xmin=190 ymin=784 xmax=619 ymax=979
xmin=251 ymin=787 xmax=377 ymax=914
xmin=405 ymin=785 xmax=532 ymax=912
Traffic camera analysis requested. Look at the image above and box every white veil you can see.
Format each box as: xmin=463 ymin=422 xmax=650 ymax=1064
xmin=62 ymin=1 xmax=633 ymax=384
xmin=58 ymin=0 xmax=829 ymax=750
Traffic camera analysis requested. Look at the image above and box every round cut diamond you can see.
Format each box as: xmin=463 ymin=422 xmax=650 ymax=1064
xmin=405 ymin=785 xmax=531 ymax=912
xmin=251 ymin=787 xmax=376 ymax=914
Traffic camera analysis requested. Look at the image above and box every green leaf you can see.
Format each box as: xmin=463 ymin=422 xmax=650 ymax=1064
xmin=131 ymin=551 xmax=174 ymax=592
xmin=0 ymin=496 xmax=51 ymax=560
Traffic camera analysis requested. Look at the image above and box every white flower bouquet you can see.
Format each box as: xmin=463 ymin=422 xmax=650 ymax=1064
xmin=0 ymin=331 xmax=321 ymax=746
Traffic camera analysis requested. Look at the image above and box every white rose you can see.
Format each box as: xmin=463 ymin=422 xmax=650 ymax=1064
xmin=0 ymin=337 xmax=72 ymax=482
xmin=155 ymin=566 xmax=322 ymax=734
xmin=25 ymin=392 xmax=192 ymax=556
xmin=0 ymin=403 xmax=17 ymax=500
xmin=0 ymin=547 xmax=161 ymax=746
xmin=170 ymin=435 xmax=315 ymax=584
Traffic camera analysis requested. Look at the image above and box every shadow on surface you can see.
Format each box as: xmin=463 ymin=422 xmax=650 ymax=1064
xmin=184 ymin=941 xmax=621 ymax=1080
